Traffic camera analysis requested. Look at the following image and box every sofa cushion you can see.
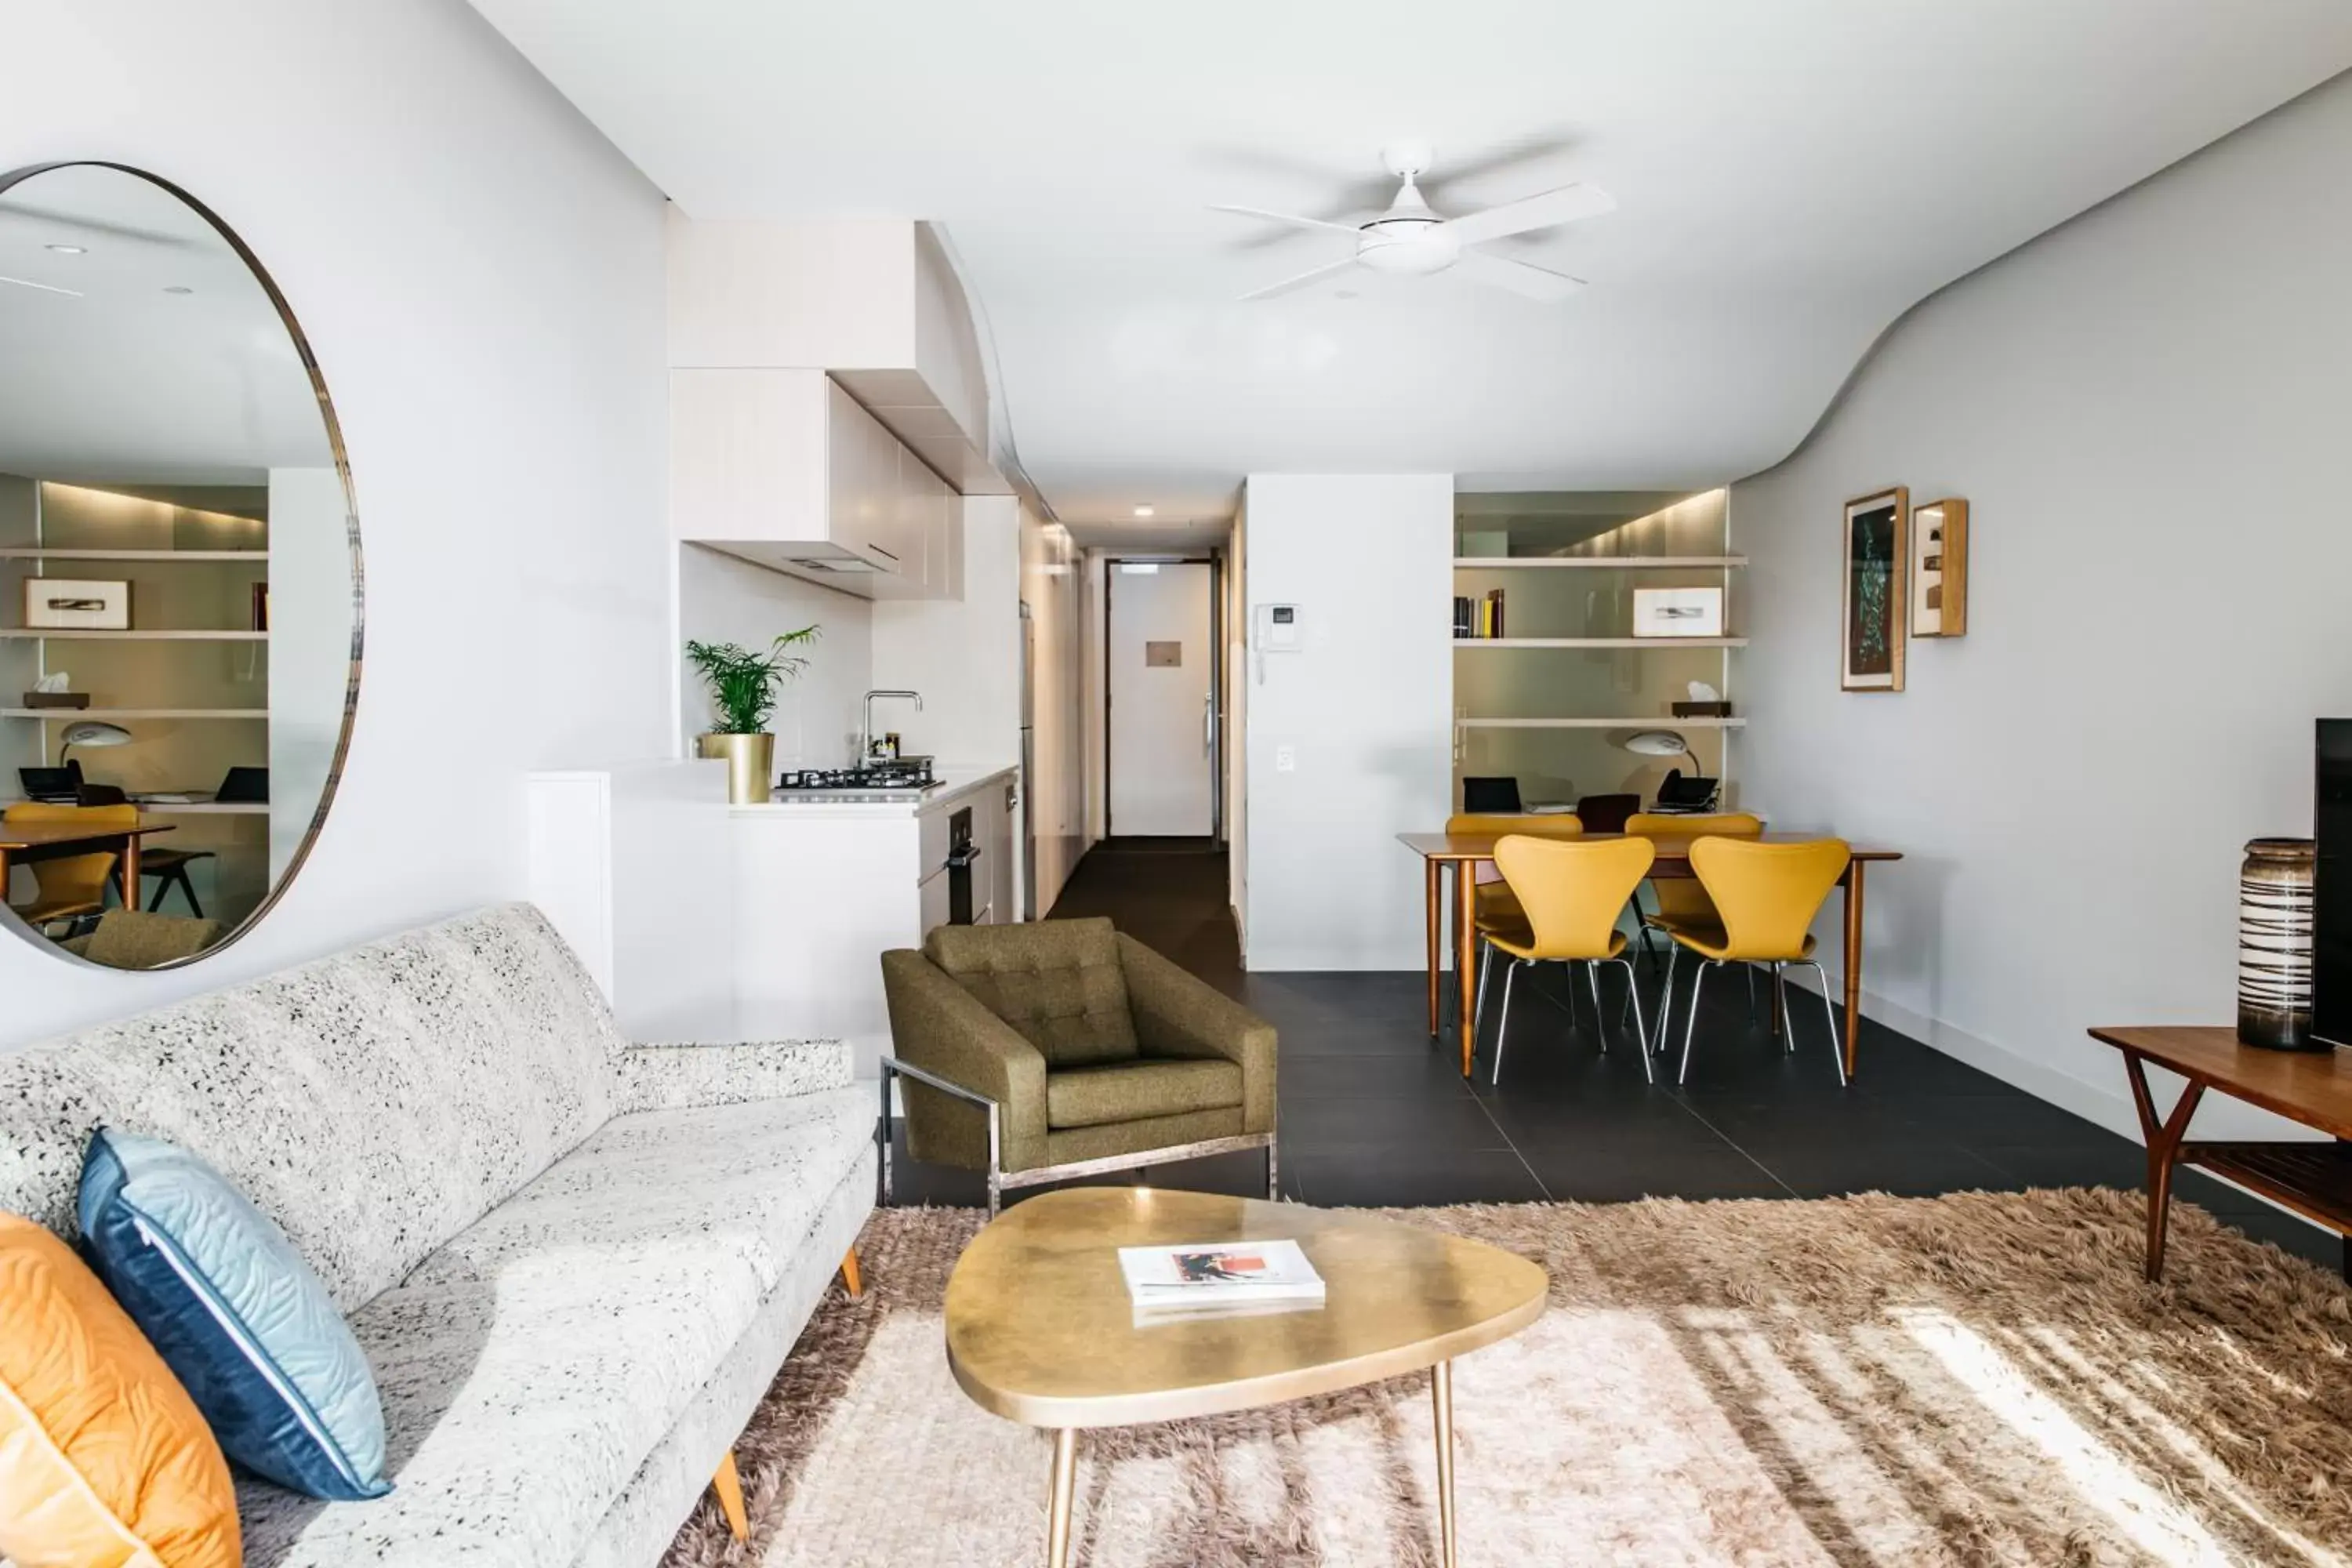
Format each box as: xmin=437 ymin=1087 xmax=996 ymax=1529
xmin=79 ymin=1131 xmax=390 ymax=1501
xmin=0 ymin=905 xmax=623 ymax=1312
xmin=234 ymin=1084 xmax=875 ymax=1568
xmin=924 ymin=917 xmax=1138 ymax=1067
xmin=1045 ymin=1058 xmax=1243 ymax=1130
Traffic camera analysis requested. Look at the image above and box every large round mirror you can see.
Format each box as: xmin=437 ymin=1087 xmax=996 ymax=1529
xmin=0 ymin=163 xmax=359 ymax=969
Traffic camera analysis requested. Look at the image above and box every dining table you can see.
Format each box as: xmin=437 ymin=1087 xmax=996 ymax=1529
xmin=0 ymin=812 xmax=176 ymax=913
xmin=1397 ymin=829 xmax=1904 ymax=1080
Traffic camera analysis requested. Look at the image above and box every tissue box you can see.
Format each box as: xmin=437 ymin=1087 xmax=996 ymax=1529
xmin=20 ymin=691 xmax=91 ymax=710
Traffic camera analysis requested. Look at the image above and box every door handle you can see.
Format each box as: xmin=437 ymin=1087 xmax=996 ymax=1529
xmin=1203 ymin=692 xmax=1214 ymax=753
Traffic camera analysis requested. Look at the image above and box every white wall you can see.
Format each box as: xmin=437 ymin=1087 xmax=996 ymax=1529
xmin=1018 ymin=502 xmax=1086 ymax=914
xmin=2 ymin=0 xmax=670 ymax=1044
xmin=265 ymin=466 xmax=350 ymax=880
xmin=870 ymin=496 xmax=1021 ymax=769
xmin=1224 ymin=503 xmax=1248 ymax=942
xmin=1733 ymin=73 xmax=2352 ymax=1141
xmin=677 ymin=543 xmax=871 ymax=768
xmin=1241 ymin=474 xmax=1454 ymax=971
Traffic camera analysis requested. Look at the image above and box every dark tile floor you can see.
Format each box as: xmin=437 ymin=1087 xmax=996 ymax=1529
xmin=887 ymin=838 xmax=2343 ymax=1275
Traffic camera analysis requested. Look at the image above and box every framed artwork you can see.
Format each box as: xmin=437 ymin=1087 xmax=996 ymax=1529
xmin=1841 ymin=487 xmax=1907 ymax=691
xmin=1631 ymin=586 xmax=1725 ymax=638
xmin=1911 ymin=498 xmax=1968 ymax=637
xmin=23 ymin=577 xmax=129 ymax=631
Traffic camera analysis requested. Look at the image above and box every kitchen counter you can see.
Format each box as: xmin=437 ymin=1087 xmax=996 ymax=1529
xmin=729 ymin=764 xmax=1016 ymax=818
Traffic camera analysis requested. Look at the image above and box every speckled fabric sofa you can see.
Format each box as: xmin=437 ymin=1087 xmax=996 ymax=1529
xmin=0 ymin=902 xmax=874 ymax=1567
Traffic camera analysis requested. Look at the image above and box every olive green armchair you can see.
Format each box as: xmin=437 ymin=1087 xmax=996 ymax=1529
xmin=878 ymin=917 xmax=1277 ymax=1213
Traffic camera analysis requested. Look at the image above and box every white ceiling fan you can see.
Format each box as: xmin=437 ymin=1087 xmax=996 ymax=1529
xmin=1214 ymin=141 xmax=1613 ymax=303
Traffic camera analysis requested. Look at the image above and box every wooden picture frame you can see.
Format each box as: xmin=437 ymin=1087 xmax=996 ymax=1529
xmin=1842 ymin=487 xmax=1907 ymax=691
xmin=1911 ymin=497 xmax=1968 ymax=637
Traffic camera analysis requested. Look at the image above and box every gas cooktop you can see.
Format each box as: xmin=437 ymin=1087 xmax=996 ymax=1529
xmin=774 ymin=762 xmax=940 ymax=795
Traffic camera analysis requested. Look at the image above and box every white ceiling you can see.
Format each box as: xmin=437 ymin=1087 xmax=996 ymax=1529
xmin=466 ymin=0 xmax=2352 ymax=548
xmin=0 ymin=165 xmax=333 ymax=486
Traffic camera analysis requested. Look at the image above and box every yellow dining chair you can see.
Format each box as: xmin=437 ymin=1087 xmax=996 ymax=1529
xmin=1474 ymin=833 xmax=1657 ymax=1083
xmin=2 ymin=802 xmax=135 ymax=928
xmin=1446 ymin=811 xmax=1581 ymax=927
xmin=1624 ymin=811 xmax=1763 ymax=975
xmin=1661 ymin=837 xmax=1853 ymax=1087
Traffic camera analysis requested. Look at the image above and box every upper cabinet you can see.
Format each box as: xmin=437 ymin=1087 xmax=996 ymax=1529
xmin=669 ymin=368 xmax=963 ymax=599
xmin=666 ymin=213 xmax=1008 ymax=501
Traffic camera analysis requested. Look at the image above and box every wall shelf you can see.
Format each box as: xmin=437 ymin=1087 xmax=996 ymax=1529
xmin=1453 ymin=555 xmax=1746 ymax=569
xmin=2 ymin=709 xmax=266 ymax=720
xmin=1454 ymin=637 xmax=1748 ymax=650
xmin=0 ymin=548 xmax=269 ymax=562
xmin=0 ymin=629 xmax=267 ymax=641
xmin=1456 ymin=716 xmax=1748 ymax=730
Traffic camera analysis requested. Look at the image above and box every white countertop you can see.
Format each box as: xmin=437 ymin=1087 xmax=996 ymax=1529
xmin=729 ymin=764 xmax=1016 ymax=820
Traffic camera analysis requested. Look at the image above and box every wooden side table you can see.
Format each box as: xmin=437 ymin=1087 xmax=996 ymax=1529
xmin=2087 ymin=1025 xmax=2352 ymax=1281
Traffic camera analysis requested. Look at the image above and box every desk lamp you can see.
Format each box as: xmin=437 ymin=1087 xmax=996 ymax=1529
xmin=1620 ymin=728 xmax=1703 ymax=778
xmin=59 ymin=720 xmax=132 ymax=775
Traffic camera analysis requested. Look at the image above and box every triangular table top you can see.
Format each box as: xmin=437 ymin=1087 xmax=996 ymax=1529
xmin=945 ymin=1186 xmax=1548 ymax=1428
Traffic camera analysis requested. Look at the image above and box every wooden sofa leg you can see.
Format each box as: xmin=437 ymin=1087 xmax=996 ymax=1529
xmin=840 ymin=1245 xmax=864 ymax=1299
xmin=712 ymin=1450 xmax=750 ymax=1541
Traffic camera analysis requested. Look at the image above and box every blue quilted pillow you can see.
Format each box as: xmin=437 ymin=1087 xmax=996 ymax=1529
xmin=78 ymin=1130 xmax=392 ymax=1501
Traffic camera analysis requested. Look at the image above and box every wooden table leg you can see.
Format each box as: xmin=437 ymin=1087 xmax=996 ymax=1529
xmin=1456 ymin=865 xmax=1478 ymax=1078
xmin=2124 ymin=1051 xmax=2205 ymax=1283
xmin=1431 ymin=1359 xmax=1457 ymax=1568
xmin=1840 ymin=861 xmax=1866 ymax=1080
xmin=1045 ymin=1427 xmax=1078 ymax=1568
xmin=1425 ymin=856 xmax=1443 ymax=1039
xmin=119 ymin=833 xmax=140 ymax=910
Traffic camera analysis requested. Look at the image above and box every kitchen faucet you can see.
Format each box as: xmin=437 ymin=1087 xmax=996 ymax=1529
xmin=861 ymin=689 xmax=922 ymax=764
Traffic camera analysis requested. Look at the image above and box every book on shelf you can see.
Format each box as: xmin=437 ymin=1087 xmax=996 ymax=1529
xmin=1118 ymin=1240 xmax=1326 ymax=1311
xmin=1450 ymin=587 xmax=1506 ymax=639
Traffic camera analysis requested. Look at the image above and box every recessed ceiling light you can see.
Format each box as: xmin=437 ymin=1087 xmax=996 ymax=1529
xmin=1133 ymin=505 xmax=1155 ymax=517
xmin=44 ymin=243 xmax=86 ymax=255
xmin=162 ymin=285 xmax=194 ymax=295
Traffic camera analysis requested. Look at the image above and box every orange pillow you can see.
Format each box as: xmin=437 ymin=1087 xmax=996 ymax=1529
xmin=0 ymin=1212 xmax=241 ymax=1568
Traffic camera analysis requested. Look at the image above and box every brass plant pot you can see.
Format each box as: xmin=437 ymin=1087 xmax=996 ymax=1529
xmin=697 ymin=731 xmax=775 ymax=805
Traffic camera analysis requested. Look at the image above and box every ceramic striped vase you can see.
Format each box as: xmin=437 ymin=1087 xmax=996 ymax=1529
xmin=2238 ymin=837 xmax=2317 ymax=1050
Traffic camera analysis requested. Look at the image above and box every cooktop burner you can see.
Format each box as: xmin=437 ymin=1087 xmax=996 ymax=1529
xmin=775 ymin=762 xmax=939 ymax=793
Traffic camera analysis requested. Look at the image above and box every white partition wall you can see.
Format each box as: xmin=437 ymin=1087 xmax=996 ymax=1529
xmin=1240 ymin=474 xmax=1454 ymax=971
xmin=266 ymin=466 xmax=351 ymax=880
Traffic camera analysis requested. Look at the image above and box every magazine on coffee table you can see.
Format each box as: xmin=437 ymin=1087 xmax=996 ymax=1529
xmin=1118 ymin=1240 xmax=1326 ymax=1311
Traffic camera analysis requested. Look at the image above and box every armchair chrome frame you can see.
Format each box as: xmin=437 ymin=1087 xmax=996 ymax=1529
xmin=877 ymin=1055 xmax=1278 ymax=1218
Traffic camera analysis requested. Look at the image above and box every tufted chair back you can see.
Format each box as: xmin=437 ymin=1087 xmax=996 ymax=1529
xmin=923 ymin=917 xmax=1139 ymax=1067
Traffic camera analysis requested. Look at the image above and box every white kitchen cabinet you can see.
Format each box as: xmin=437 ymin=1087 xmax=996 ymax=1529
xmin=670 ymin=368 xmax=965 ymax=600
xmin=979 ymin=776 xmax=1015 ymax=924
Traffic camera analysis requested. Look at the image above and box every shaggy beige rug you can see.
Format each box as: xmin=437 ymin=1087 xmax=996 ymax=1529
xmin=667 ymin=1192 xmax=2352 ymax=1567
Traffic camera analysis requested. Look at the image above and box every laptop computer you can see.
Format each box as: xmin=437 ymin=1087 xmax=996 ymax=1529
xmin=17 ymin=764 xmax=82 ymax=804
xmin=216 ymin=765 xmax=270 ymax=804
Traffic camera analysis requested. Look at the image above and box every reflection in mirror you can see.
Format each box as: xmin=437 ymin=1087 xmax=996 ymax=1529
xmin=0 ymin=164 xmax=358 ymax=970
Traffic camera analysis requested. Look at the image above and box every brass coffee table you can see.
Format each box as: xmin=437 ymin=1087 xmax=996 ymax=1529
xmin=943 ymin=1187 xmax=1548 ymax=1567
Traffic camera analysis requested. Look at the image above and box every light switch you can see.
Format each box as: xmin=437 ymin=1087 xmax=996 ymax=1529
xmin=1275 ymin=745 xmax=1296 ymax=773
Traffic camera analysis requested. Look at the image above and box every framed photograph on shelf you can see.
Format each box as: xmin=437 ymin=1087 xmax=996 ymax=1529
xmin=1911 ymin=498 xmax=1968 ymax=637
xmin=1842 ymin=487 xmax=1907 ymax=691
xmin=22 ymin=578 xmax=129 ymax=631
xmin=1631 ymin=586 xmax=1725 ymax=638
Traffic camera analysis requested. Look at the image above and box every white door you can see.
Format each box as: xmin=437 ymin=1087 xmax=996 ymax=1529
xmin=1109 ymin=561 xmax=1214 ymax=836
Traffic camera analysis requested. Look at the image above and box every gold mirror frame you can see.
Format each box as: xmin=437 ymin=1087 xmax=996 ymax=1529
xmin=0 ymin=161 xmax=363 ymax=970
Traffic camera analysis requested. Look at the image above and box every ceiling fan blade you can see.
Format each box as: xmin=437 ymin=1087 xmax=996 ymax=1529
xmin=1210 ymin=204 xmax=1367 ymax=238
xmin=1238 ymin=256 xmax=1361 ymax=302
xmin=1443 ymin=183 xmax=1615 ymax=246
xmin=1451 ymin=250 xmax=1585 ymax=303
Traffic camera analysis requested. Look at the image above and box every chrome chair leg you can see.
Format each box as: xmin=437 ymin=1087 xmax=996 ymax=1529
xmin=1471 ymin=938 xmax=1496 ymax=1054
xmin=1492 ymin=958 xmax=1523 ymax=1086
xmin=1793 ymin=960 xmax=1849 ymax=1087
xmin=1744 ymin=963 xmax=1758 ymax=1022
xmin=1602 ymin=956 xmax=1654 ymax=1084
xmin=1775 ymin=961 xmax=1793 ymax=1052
xmin=1585 ymin=962 xmax=1609 ymax=1054
xmin=1653 ymin=945 xmax=1681 ymax=1056
xmin=1678 ymin=960 xmax=1717 ymax=1085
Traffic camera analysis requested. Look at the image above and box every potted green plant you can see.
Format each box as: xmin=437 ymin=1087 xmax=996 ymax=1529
xmin=684 ymin=627 xmax=820 ymax=803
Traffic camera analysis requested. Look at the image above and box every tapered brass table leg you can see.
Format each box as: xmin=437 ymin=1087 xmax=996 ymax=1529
xmin=1046 ymin=1427 xmax=1078 ymax=1568
xmin=1432 ymin=1359 xmax=1457 ymax=1568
